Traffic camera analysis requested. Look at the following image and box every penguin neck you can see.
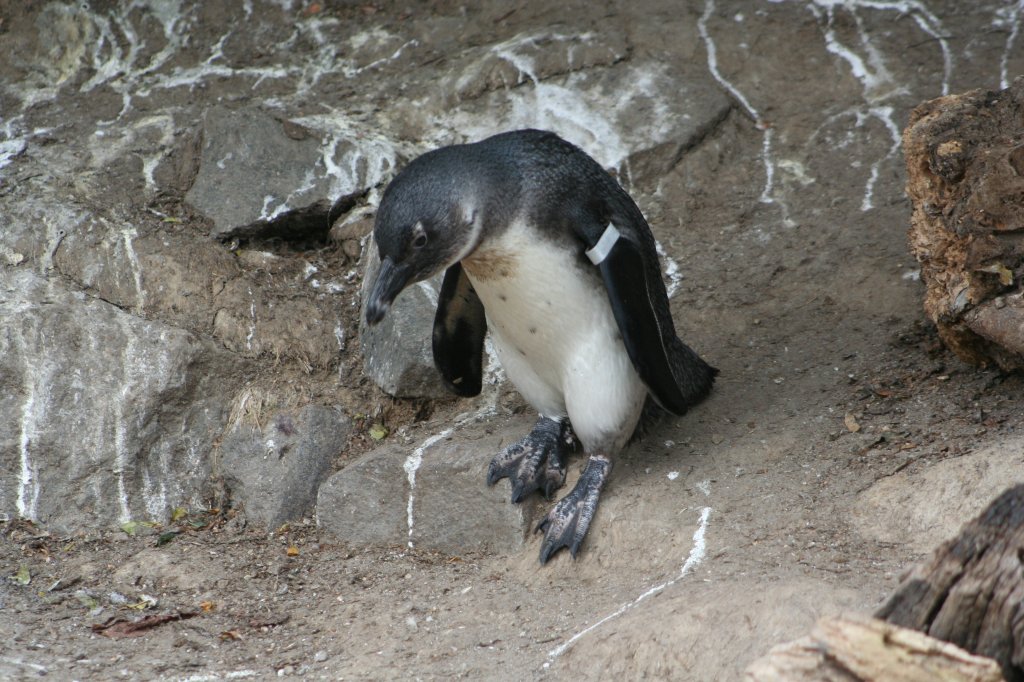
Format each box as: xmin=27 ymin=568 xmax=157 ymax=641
xmin=459 ymin=217 xmax=525 ymax=282
xmin=440 ymin=148 xmax=520 ymax=266
xmin=449 ymin=200 xmax=486 ymax=264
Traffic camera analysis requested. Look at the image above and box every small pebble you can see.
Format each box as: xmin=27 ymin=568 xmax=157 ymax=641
xmin=314 ymin=650 xmax=329 ymax=663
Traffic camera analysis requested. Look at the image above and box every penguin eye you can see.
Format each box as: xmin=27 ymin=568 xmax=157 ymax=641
xmin=412 ymin=233 xmax=428 ymax=249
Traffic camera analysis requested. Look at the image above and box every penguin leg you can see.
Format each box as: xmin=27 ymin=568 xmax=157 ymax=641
xmin=536 ymin=454 xmax=611 ymax=564
xmin=486 ymin=416 xmax=575 ymax=503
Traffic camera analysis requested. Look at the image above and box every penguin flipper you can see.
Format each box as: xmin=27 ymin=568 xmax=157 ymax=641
xmin=432 ymin=263 xmax=487 ymax=397
xmin=583 ymin=222 xmax=717 ymax=415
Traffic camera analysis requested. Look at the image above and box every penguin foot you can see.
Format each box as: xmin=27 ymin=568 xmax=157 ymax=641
xmin=487 ymin=416 xmax=574 ymax=503
xmin=536 ymin=455 xmax=611 ymax=564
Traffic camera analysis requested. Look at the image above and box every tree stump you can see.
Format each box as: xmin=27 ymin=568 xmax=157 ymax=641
xmin=876 ymin=484 xmax=1024 ymax=681
xmin=905 ymin=79 xmax=1024 ymax=371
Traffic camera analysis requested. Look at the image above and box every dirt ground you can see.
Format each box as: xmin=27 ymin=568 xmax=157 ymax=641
xmin=3 ymin=1 xmax=1024 ymax=680
xmin=5 ymin=132 xmax=1021 ymax=678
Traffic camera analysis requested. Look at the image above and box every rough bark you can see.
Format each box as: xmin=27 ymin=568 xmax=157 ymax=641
xmin=877 ymin=484 xmax=1024 ymax=681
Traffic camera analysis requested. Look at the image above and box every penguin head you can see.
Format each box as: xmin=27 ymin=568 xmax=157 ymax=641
xmin=365 ymin=151 xmax=481 ymax=325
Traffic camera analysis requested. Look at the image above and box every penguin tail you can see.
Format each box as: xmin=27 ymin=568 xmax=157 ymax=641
xmin=632 ymin=339 xmax=717 ymax=440
xmin=666 ymin=336 xmax=718 ymax=414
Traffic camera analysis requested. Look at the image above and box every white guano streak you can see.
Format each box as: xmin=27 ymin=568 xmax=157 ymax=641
xmin=545 ymin=506 xmax=712 ymax=663
xmin=1001 ymin=0 xmax=1024 ymax=90
xmin=404 ymin=429 xmax=453 ymax=548
xmin=114 ymin=330 xmax=137 ymax=524
xmin=698 ymin=0 xmax=775 ymax=206
xmin=122 ymin=228 xmax=145 ymax=313
xmin=403 ymin=404 xmax=505 ymax=550
xmin=17 ymin=371 xmax=41 ymax=520
xmin=246 ymin=289 xmax=256 ymax=351
xmin=485 ymin=33 xmax=632 ymax=174
xmin=807 ymin=1 xmax=943 ymax=211
xmin=805 ymin=1 xmax=951 ymax=96
xmin=861 ymin=105 xmax=901 ymax=211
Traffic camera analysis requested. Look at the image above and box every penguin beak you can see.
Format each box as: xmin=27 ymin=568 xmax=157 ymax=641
xmin=365 ymin=257 xmax=412 ymax=325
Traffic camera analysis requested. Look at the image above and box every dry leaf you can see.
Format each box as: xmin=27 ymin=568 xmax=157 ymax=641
xmin=12 ymin=565 xmax=30 ymax=585
xmin=93 ymin=611 xmax=197 ymax=639
xmin=156 ymin=531 xmax=179 ymax=547
xmin=844 ymin=413 xmax=861 ymax=433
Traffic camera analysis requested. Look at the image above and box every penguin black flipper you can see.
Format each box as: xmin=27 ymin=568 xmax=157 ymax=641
xmin=432 ymin=263 xmax=487 ymax=397
xmin=577 ymin=213 xmax=718 ymax=416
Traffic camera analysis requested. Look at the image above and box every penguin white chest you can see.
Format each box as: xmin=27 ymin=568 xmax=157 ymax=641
xmin=461 ymin=222 xmax=646 ymax=451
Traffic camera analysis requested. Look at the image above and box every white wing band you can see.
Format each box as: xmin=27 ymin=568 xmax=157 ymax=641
xmin=585 ymin=223 xmax=621 ymax=265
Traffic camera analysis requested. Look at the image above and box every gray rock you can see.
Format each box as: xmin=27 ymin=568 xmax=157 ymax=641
xmin=413 ymin=428 xmax=534 ymax=553
xmin=0 ymin=269 xmax=241 ymax=530
xmin=186 ymin=106 xmax=400 ymax=241
xmin=317 ymin=425 xmax=534 ymax=553
xmin=220 ymin=405 xmax=351 ymax=528
xmin=359 ymin=243 xmax=450 ymax=399
xmin=186 ymin=106 xmax=330 ymax=239
xmin=316 ymin=444 xmax=409 ymax=547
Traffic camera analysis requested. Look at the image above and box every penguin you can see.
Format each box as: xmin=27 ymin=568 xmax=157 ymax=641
xmin=364 ymin=129 xmax=717 ymax=564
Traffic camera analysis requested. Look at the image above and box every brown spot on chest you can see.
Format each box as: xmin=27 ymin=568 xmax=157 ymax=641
xmin=462 ymin=248 xmax=517 ymax=281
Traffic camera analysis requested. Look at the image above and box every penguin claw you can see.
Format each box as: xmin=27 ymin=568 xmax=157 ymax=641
xmin=537 ymin=455 xmax=611 ymax=564
xmin=487 ymin=417 xmax=572 ymax=502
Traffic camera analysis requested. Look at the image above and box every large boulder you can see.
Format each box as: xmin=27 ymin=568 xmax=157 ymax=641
xmin=186 ymin=107 xmax=400 ymax=241
xmin=317 ymin=424 xmax=537 ymax=553
xmin=0 ymin=269 xmax=243 ymax=529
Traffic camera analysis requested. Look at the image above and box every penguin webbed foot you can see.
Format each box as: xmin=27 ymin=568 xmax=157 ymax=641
xmin=487 ymin=416 xmax=575 ymax=502
xmin=537 ymin=455 xmax=611 ymax=564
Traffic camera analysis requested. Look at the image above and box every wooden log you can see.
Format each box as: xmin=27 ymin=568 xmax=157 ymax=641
xmin=747 ymin=485 xmax=1024 ymax=681
xmin=744 ymin=614 xmax=1004 ymax=682
xmin=904 ymin=79 xmax=1024 ymax=370
xmin=876 ymin=484 xmax=1024 ymax=681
